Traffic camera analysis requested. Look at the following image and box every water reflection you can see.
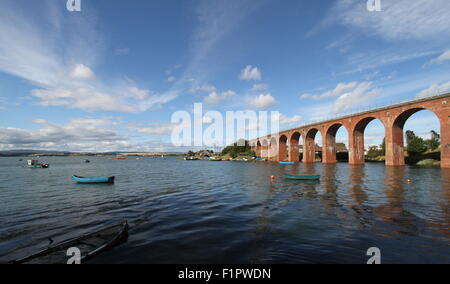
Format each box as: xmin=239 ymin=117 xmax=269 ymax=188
xmin=1 ymin=156 xmax=449 ymax=264
xmin=348 ymin=165 xmax=368 ymax=206
xmin=437 ymin=169 xmax=450 ymax=237
xmin=374 ymin=167 xmax=420 ymax=238
xmin=321 ymin=164 xmax=339 ymax=208
xmin=302 ymin=163 xmax=317 ymax=176
xmin=347 ymin=165 xmax=372 ymax=229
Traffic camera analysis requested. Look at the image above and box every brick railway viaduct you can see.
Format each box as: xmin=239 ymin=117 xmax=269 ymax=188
xmin=250 ymin=93 xmax=450 ymax=168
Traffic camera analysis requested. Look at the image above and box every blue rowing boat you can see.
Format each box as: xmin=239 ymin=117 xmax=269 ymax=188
xmin=72 ymin=175 xmax=115 ymax=184
xmin=279 ymin=161 xmax=295 ymax=165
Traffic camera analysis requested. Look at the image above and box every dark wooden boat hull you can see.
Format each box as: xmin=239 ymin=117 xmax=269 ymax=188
xmin=11 ymin=221 xmax=129 ymax=264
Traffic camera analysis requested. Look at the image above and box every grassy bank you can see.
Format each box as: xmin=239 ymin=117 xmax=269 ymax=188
xmin=365 ymin=149 xmax=440 ymax=165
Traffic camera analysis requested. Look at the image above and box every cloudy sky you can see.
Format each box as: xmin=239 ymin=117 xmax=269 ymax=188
xmin=0 ymin=0 xmax=449 ymax=152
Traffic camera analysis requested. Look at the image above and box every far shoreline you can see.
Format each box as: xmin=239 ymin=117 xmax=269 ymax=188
xmin=0 ymin=151 xmax=185 ymax=157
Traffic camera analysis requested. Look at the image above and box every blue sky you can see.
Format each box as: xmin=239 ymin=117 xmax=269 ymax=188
xmin=0 ymin=0 xmax=449 ymax=152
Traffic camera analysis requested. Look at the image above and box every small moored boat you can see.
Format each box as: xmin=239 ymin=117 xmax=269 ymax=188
xmin=279 ymin=161 xmax=295 ymax=165
xmin=184 ymin=157 xmax=198 ymax=161
xmin=72 ymin=175 xmax=115 ymax=184
xmin=10 ymin=221 xmax=129 ymax=264
xmin=283 ymin=174 xmax=320 ymax=181
xmin=25 ymin=160 xmax=50 ymax=169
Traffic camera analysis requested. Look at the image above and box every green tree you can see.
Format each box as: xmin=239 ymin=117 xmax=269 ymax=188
xmin=336 ymin=142 xmax=347 ymax=152
xmin=406 ymin=131 xmax=427 ymax=155
xmin=367 ymin=146 xmax=383 ymax=158
xmin=221 ymin=139 xmax=255 ymax=158
xmin=425 ymin=130 xmax=440 ymax=151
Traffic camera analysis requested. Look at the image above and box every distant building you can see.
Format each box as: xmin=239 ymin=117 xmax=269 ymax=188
xmin=198 ymin=150 xmax=213 ymax=158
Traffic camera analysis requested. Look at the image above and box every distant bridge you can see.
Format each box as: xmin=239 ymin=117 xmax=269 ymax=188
xmin=250 ymin=93 xmax=450 ymax=168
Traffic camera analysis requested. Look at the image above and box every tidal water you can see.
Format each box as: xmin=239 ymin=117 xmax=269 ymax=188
xmin=0 ymin=156 xmax=448 ymax=264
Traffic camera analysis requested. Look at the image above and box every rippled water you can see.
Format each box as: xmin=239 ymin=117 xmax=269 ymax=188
xmin=0 ymin=156 xmax=449 ymax=264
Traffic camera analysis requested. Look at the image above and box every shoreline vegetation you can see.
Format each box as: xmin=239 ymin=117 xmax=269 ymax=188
xmin=183 ymin=139 xmax=257 ymax=161
xmin=2 ymin=128 xmax=442 ymax=167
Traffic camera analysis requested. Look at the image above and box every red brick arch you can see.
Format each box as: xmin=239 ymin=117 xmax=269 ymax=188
xmin=304 ymin=128 xmax=322 ymax=163
xmin=288 ymin=131 xmax=302 ymax=162
xmin=349 ymin=116 xmax=387 ymax=165
xmin=387 ymin=107 xmax=441 ymax=166
xmin=323 ymin=123 xmax=350 ymax=164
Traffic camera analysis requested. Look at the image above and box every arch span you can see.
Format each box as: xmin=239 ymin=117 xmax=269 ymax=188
xmin=349 ymin=117 xmax=386 ymax=165
xmin=387 ymin=108 xmax=441 ymax=167
xmin=304 ymin=128 xmax=321 ymax=163
xmin=323 ymin=123 xmax=349 ymax=164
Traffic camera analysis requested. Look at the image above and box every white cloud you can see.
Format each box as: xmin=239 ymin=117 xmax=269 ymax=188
xmin=182 ymin=1 xmax=263 ymax=80
xmin=0 ymin=1 xmax=178 ymax=113
xmin=0 ymin=117 xmax=194 ymax=152
xmin=333 ymin=87 xmax=380 ymax=114
xmin=417 ymin=81 xmax=450 ymax=99
xmin=344 ymin=49 xmax=435 ymax=74
xmin=167 ymin=76 xmax=176 ymax=83
xmin=0 ymin=117 xmax=126 ymax=148
xmin=70 ymin=64 xmax=95 ymax=80
xmin=31 ymin=86 xmax=177 ymax=113
xmin=204 ymin=90 xmax=236 ymax=105
xmin=127 ymin=123 xmax=178 ymax=136
xmin=189 ymin=84 xmax=237 ymax=106
xmin=249 ymin=93 xmax=277 ymax=109
xmin=271 ymin=113 xmax=302 ymax=125
xmin=279 ymin=115 xmax=302 ymax=125
xmin=32 ymin=88 xmax=136 ymax=113
xmin=331 ymin=0 xmax=450 ymax=41
xmin=239 ymin=65 xmax=262 ymax=81
xmin=302 ymin=82 xmax=381 ymax=114
xmin=301 ymin=82 xmax=360 ymax=100
xmin=428 ymin=50 xmax=450 ymax=65
xmin=128 ymin=87 xmax=150 ymax=100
